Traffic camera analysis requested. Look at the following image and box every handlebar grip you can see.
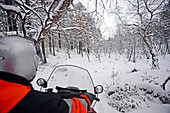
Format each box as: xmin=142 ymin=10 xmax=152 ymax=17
xmin=56 ymin=86 xmax=87 ymax=93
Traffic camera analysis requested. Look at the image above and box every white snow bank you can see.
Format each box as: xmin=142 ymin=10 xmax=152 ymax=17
xmin=32 ymin=52 xmax=170 ymax=113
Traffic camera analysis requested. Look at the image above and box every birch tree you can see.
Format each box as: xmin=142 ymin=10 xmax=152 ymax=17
xmin=127 ymin=0 xmax=166 ymax=69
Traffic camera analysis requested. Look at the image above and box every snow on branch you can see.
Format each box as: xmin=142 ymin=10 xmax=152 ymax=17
xmin=0 ymin=3 xmax=20 ymax=13
xmin=15 ymin=0 xmax=43 ymax=26
xmin=54 ymin=0 xmax=65 ymax=12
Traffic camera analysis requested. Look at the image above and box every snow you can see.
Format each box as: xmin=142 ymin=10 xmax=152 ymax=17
xmin=0 ymin=3 xmax=20 ymax=13
xmin=31 ymin=51 xmax=170 ymax=113
xmin=54 ymin=0 xmax=66 ymax=12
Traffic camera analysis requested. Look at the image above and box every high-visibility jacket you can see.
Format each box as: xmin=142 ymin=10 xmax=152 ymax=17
xmin=0 ymin=72 xmax=69 ymax=113
xmin=0 ymin=72 xmax=90 ymax=113
xmin=0 ymin=72 xmax=32 ymax=113
xmin=0 ymin=79 xmax=31 ymax=113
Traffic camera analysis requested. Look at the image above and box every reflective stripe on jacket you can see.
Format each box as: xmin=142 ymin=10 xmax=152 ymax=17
xmin=64 ymin=94 xmax=92 ymax=113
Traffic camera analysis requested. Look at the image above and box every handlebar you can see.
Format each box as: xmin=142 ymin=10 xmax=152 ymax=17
xmin=56 ymin=86 xmax=87 ymax=93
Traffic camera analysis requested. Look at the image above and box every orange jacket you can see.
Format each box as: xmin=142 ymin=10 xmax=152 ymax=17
xmin=0 ymin=79 xmax=31 ymax=113
xmin=0 ymin=72 xmax=92 ymax=113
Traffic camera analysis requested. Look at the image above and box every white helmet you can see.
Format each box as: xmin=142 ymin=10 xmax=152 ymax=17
xmin=0 ymin=36 xmax=42 ymax=81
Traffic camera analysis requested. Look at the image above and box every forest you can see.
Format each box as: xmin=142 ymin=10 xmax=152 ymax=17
xmin=0 ymin=0 xmax=169 ymax=68
xmin=0 ymin=0 xmax=170 ymax=112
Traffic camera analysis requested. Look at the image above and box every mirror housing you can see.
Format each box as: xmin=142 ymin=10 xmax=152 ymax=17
xmin=94 ymin=85 xmax=104 ymax=94
xmin=37 ymin=78 xmax=47 ymax=88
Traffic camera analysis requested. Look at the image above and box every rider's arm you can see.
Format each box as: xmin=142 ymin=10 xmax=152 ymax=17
xmin=9 ymin=90 xmax=69 ymax=113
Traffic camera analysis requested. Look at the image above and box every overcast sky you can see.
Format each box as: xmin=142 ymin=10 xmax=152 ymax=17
xmin=73 ymin=0 xmax=119 ymax=39
xmin=73 ymin=0 xmax=129 ymax=39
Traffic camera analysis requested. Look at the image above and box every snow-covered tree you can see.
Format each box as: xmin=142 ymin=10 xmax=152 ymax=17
xmin=53 ymin=2 xmax=102 ymax=61
xmin=126 ymin=0 xmax=166 ymax=69
xmin=0 ymin=0 xmax=73 ymax=39
xmin=0 ymin=0 xmax=73 ymax=63
xmin=159 ymin=0 xmax=170 ymax=54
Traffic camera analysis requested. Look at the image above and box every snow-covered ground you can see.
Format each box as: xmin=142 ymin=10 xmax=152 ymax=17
xmin=32 ymin=51 xmax=170 ymax=113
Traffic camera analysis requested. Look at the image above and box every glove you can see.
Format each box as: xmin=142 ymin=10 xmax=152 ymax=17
xmin=80 ymin=92 xmax=99 ymax=110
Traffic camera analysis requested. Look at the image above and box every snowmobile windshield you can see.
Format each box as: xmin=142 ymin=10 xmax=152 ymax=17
xmin=46 ymin=65 xmax=95 ymax=93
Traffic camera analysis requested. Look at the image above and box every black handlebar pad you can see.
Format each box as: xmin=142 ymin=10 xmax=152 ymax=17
xmin=56 ymin=86 xmax=100 ymax=102
xmin=56 ymin=86 xmax=87 ymax=93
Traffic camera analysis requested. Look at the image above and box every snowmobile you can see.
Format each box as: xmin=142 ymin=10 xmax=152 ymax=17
xmin=36 ymin=64 xmax=104 ymax=113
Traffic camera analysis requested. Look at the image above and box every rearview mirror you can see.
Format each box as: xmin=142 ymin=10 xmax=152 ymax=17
xmin=37 ymin=78 xmax=47 ymax=88
xmin=94 ymin=85 xmax=104 ymax=94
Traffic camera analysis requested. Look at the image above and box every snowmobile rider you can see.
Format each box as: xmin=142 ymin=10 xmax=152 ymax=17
xmin=0 ymin=36 xmax=96 ymax=113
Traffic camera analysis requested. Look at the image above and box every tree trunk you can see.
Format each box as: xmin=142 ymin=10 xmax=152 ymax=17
xmin=86 ymin=48 xmax=90 ymax=62
xmin=49 ymin=35 xmax=52 ymax=54
xmin=66 ymin=43 xmax=71 ymax=59
xmin=78 ymin=41 xmax=81 ymax=54
xmin=12 ymin=13 xmax=17 ymax=31
xmin=70 ymin=40 xmax=74 ymax=51
xmin=143 ymin=29 xmax=159 ymax=69
xmin=7 ymin=11 xmax=12 ymax=31
xmin=52 ymin=36 xmax=55 ymax=56
xmin=79 ymin=41 xmax=83 ymax=57
xmin=133 ymin=37 xmax=136 ymax=63
xmin=41 ymin=39 xmax=47 ymax=63
xmin=128 ymin=46 xmax=133 ymax=61
xmin=58 ymin=33 xmax=61 ymax=49
xmin=165 ymin=38 xmax=170 ymax=54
